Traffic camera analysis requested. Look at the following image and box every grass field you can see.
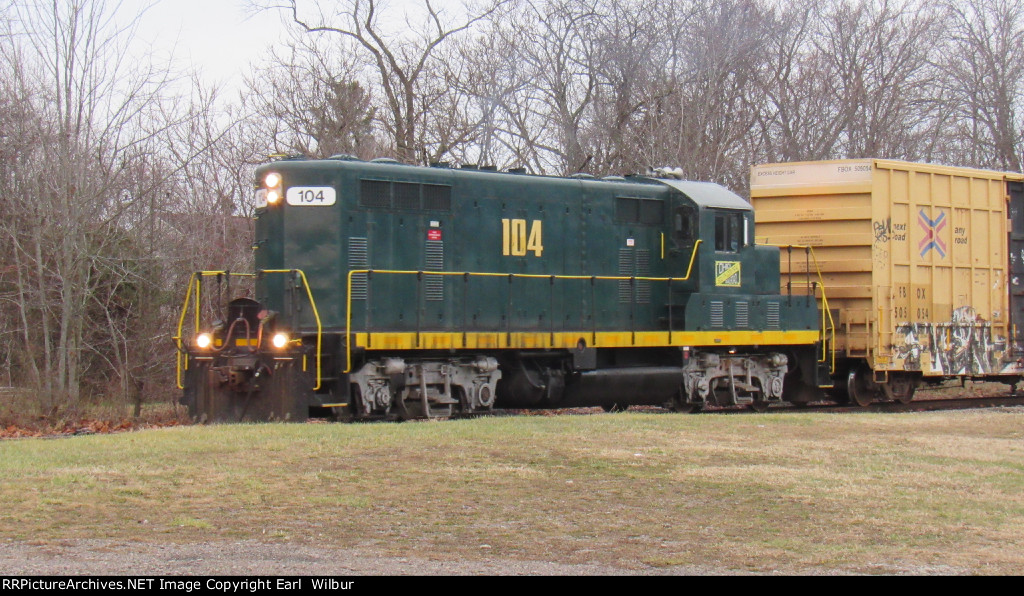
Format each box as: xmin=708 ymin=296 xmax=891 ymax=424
xmin=2 ymin=408 xmax=1023 ymax=574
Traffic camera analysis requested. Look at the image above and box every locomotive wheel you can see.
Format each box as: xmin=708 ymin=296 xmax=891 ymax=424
xmin=670 ymin=388 xmax=700 ymax=413
xmin=749 ymin=400 xmax=770 ymax=413
xmin=749 ymin=379 xmax=770 ymax=412
xmin=331 ymin=404 xmax=354 ymax=422
xmin=846 ymin=367 xmax=876 ymax=407
xmin=430 ymin=404 xmax=454 ymax=418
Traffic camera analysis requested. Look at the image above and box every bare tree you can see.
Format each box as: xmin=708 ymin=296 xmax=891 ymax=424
xmin=262 ymin=0 xmax=506 ymax=163
xmin=0 ymin=25 xmax=46 ymax=392
xmin=942 ymin=0 xmax=1024 ymax=171
xmin=450 ymin=2 xmax=569 ymax=172
xmin=632 ymin=0 xmax=774 ymax=189
xmin=519 ymin=0 xmax=603 ymax=173
xmin=754 ymin=0 xmax=848 ymax=162
xmin=814 ymin=0 xmax=944 ymax=160
xmin=245 ymin=35 xmax=380 ymax=159
xmin=455 ymin=0 xmax=617 ymax=175
xmin=3 ymin=0 xmax=183 ymax=405
xmin=581 ymin=0 xmax=670 ymax=176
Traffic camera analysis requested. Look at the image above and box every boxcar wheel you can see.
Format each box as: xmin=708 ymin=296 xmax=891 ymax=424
xmin=882 ymin=373 xmax=917 ymax=405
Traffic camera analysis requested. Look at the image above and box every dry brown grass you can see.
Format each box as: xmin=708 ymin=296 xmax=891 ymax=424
xmin=2 ymin=408 xmax=1023 ymax=574
xmin=0 ymin=388 xmax=188 ymax=437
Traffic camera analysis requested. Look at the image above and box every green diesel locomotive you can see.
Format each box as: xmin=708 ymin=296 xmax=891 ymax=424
xmin=176 ymin=157 xmax=829 ymax=421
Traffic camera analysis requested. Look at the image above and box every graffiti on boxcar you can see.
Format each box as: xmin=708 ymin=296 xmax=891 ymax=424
xmin=893 ymin=307 xmax=1006 ymax=374
xmin=893 ymin=323 xmax=923 ymax=370
xmin=874 ymin=218 xmax=891 ymax=242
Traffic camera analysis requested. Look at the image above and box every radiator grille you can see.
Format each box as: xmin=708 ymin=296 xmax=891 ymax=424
xmin=394 ymin=182 xmax=420 ymax=209
xmin=358 ymin=180 xmax=452 ymax=211
xmin=423 ymin=184 xmax=452 ymax=211
xmin=359 ymin=180 xmax=390 ymax=208
xmin=615 ymin=197 xmax=664 ymax=225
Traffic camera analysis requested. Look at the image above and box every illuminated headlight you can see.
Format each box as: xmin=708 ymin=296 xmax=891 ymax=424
xmin=271 ymin=333 xmax=289 ymax=349
xmin=264 ymin=172 xmax=281 ymax=188
xmin=266 ymin=189 xmax=281 ymax=204
xmin=196 ymin=333 xmax=213 ymax=349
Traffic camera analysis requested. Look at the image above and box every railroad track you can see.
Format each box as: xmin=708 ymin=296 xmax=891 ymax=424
xmin=312 ymin=384 xmax=1024 ymax=422
xmin=778 ymin=395 xmax=1024 ymax=414
xmin=489 ymin=391 xmax=1024 ymax=418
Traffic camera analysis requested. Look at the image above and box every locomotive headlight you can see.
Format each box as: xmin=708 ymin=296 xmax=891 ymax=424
xmin=195 ymin=333 xmax=213 ymax=350
xmin=264 ymin=172 xmax=283 ymax=204
xmin=271 ymin=332 xmax=289 ymax=349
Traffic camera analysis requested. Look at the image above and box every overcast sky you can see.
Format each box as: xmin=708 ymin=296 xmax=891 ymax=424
xmin=126 ymin=0 xmax=430 ymax=93
xmin=130 ymin=0 xmax=285 ymax=91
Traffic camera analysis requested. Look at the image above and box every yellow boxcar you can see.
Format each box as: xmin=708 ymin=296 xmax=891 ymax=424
xmin=751 ymin=159 xmax=1024 ymax=403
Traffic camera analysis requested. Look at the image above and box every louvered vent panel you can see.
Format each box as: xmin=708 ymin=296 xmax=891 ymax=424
xmin=735 ymin=301 xmax=749 ymax=328
xmin=425 ymin=240 xmax=444 ymax=301
xmin=348 ymin=237 xmax=369 ymax=300
xmin=636 ymin=249 xmax=651 ymax=304
xmin=710 ymin=301 xmax=724 ymax=328
xmin=767 ymin=302 xmax=780 ymax=329
xmin=618 ymin=248 xmax=634 ymax=303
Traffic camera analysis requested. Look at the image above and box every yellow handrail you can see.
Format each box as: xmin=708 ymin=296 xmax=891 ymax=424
xmin=174 ymin=270 xmax=322 ymax=391
xmin=768 ymin=245 xmax=837 ymax=374
xmin=175 ymin=271 xmax=256 ymax=390
xmin=261 ymin=269 xmax=323 ymax=391
xmin=173 ymin=272 xmax=197 ymax=389
xmin=344 ymin=240 xmax=703 ymax=372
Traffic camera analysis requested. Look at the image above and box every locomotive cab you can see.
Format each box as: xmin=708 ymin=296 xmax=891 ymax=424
xmin=637 ymin=179 xmax=825 ymax=410
xmin=658 ymin=180 xmax=787 ymax=301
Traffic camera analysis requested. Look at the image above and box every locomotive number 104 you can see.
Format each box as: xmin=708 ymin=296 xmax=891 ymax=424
xmin=501 ymin=218 xmax=544 ymax=257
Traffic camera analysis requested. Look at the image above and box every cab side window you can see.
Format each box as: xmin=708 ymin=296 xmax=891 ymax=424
xmin=673 ymin=206 xmax=696 ymax=248
xmin=714 ymin=211 xmax=744 ymax=252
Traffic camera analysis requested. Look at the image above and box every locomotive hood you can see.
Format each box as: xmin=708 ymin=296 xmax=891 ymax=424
xmin=653 ymin=179 xmax=752 ymax=211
